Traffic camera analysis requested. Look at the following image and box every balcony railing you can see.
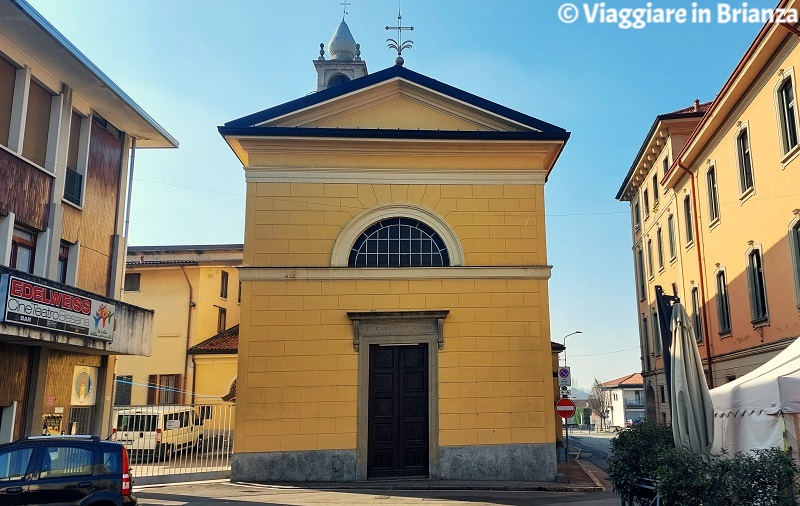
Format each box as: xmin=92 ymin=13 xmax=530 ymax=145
xmin=625 ymin=399 xmax=645 ymax=408
xmin=64 ymin=167 xmax=82 ymax=206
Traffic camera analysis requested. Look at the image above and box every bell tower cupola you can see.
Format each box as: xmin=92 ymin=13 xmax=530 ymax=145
xmin=313 ymin=10 xmax=368 ymax=91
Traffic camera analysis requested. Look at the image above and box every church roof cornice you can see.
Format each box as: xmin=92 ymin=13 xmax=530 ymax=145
xmin=222 ymin=65 xmax=568 ymax=135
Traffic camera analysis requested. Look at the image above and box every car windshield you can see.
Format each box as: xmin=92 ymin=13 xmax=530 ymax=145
xmin=116 ymin=414 xmax=157 ymax=432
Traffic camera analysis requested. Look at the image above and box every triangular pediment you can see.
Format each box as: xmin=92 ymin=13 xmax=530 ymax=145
xmin=262 ymin=80 xmax=534 ymax=132
xmin=224 ymin=66 xmax=567 ymax=135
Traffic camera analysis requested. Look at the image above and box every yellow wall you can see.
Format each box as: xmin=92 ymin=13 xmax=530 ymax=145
xmin=118 ymin=264 xmax=241 ymax=404
xmin=236 ymin=181 xmax=554 ymax=453
xmin=245 ymin=183 xmax=546 ymax=267
xmin=194 ymin=355 xmax=237 ymax=402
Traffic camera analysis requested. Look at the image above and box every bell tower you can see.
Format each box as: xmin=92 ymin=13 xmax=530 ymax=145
xmin=313 ymin=13 xmax=368 ymax=91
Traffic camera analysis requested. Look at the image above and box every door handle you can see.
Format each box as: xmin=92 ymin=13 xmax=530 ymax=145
xmin=78 ymin=481 xmax=92 ymax=487
xmin=5 ymin=486 xmax=23 ymax=494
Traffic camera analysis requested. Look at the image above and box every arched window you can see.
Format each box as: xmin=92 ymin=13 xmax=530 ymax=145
xmin=328 ymin=73 xmax=351 ymax=87
xmin=348 ymin=218 xmax=450 ymax=267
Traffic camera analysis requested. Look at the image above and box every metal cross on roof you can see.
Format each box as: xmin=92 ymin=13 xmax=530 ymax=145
xmin=385 ymin=5 xmax=413 ymax=66
xmin=340 ymin=0 xmax=350 ymax=18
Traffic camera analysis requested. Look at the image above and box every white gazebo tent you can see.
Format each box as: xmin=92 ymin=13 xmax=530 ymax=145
xmin=710 ymin=338 xmax=800 ymax=460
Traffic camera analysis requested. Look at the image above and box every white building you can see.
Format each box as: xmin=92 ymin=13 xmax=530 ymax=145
xmin=596 ymin=373 xmax=645 ymax=430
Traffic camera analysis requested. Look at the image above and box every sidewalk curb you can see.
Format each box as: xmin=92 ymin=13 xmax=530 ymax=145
xmin=231 ymin=480 xmax=603 ymax=493
xmin=574 ymin=457 xmax=607 ymax=491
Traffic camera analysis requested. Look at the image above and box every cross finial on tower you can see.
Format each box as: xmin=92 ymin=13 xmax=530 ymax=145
xmin=340 ymin=0 xmax=351 ymax=19
xmin=385 ymin=2 xmax=413 ymax=66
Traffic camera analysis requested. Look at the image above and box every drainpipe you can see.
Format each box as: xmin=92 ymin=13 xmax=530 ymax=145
xmin=181 ymin=266 xmax=194 ymax=404
xmin=123 ymin=138 xmax=136 ymax=239
xmin=677 ymin=161 xmax=714 ymax=388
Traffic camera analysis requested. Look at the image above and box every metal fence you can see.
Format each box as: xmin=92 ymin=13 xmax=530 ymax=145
xmin=108 ymin=403 xmax=234 ymax=481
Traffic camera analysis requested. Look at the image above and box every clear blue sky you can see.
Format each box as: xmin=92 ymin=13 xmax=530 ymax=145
xmin=29 ymin=0 xmax=765 ymax=392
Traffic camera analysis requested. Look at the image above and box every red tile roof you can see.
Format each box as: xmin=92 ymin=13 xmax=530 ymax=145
xmin=667 ymin=100 xmax=713 ymax=116
xmin=601 ymin=373 xmax=643 ymax=388
xmin=188 ymin=325 xmax=239 ymax=354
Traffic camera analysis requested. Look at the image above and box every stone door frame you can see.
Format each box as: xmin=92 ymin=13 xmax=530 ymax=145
xmin=348 ymin=310 xmax=448 ymax=481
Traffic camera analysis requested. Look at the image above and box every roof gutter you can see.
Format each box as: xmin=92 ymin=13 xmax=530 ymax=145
xmin=180 ymin=266 xmax=194 ymax=404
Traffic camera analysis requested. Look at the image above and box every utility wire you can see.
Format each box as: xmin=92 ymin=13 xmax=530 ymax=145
xmin=571 ymin=346 xmax=639 ymax=357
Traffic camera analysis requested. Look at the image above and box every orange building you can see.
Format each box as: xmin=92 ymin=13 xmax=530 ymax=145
xmin=618 ymin=2 xmax=800 ymax=422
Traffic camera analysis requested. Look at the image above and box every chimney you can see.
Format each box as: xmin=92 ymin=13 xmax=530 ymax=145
xmin=694 ymin=99 xmax=700 ymax=112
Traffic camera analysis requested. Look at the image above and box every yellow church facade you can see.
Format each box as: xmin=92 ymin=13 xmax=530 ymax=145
xmin=220 ymin=34 xmax=569 ymax=480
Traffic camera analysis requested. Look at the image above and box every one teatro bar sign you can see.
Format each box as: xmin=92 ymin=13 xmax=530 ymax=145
xmin=0 ymin=275 xmax=115 ymax=340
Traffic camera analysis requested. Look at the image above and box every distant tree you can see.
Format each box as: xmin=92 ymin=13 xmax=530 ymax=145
xmin=588 ymin=379 xmax=611 ymax=430
xmin=582 ymin=407 xmax=592 ymax=425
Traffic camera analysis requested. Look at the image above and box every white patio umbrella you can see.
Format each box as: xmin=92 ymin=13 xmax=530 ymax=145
xmin=670 ymin=302 xmax=714 ymax=454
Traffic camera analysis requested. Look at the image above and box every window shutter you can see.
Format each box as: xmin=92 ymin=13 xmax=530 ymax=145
xmin=114 ymin=375 xmax=132 ymax=406
xmin=22 ymin=80 xmax=51 ymax=168
xmin=791 ymin=226 xmax=800 ymax=309
xmin=746 ymin=257 xmax=757 ymax=321
xmin=0 ymin=57 xmax=16 ymax=147
xmin=146 ymin=374 xmax=157 ymax=405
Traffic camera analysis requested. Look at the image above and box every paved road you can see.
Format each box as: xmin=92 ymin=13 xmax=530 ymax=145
xmin=567 ymin=431 xmax=615 ymax=471
xmin=136 ymin=480 xmax=621 ymax=505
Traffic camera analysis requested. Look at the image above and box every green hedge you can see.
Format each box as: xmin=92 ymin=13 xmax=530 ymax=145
xmin=608 ymin=423 xmax=799 ymax=505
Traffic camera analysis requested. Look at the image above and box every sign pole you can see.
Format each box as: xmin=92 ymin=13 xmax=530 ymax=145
xmin=565 ymin=415 xmax=570 ymax=482
xmin=555 ymin=397 xmax=576 ymax=483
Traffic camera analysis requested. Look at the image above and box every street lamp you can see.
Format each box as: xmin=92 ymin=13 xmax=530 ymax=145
xmin=562 ymin=331 xmax=583 ymax=367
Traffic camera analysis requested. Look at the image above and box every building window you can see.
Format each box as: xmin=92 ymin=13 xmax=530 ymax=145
xmin=57 ymin=242 xmax=69 ymax=284
xmin=656 ymin=227 xmax=664 ymax=270
xmin=10 ymin=227 xmax=36 ymax=274
xmin=660 ymin=385 xmax=666 ymax=404
xmin=123 ymin=273 xmax=141 ymax=292
xmin=643 ymin=189 xmax=650 ymax=218
xmin=736 ymin=128 xmax=755 ymax=195
xmin=238 ymin=280 xmax=242 ymax=304
xmin=747 ymin=249 xmax=768 ymax=323
xmin=652 ymin=174 xmax=659 ymax=207
xmin=22 ymin=80 xmax=52 ymax=168
xmin=652 ymin=308 xmax=661 ymax=355
xmin=691 ymin=287 xmax=703 ymax=343
xmin=716 ymin=270 xmax=732 ymax=334
xmin=636 ymin=248 xmax=645 ymax=300
xmin=684 ymin=195 xmax=694 ymax=245
xmin=147 ymin=374 xmax=181 ymax=405
xmin=707 ymin=166 xmax=720 ymax=223
xmin=220 ymin=270 xmax=229 ymax=299
xmin=114 ymin=375 xmax=132 ymax=406
xmin=646 ymin=239 xmax=654 ymax=279
xmin=64 ymin=112 xmax=84 ymax=206
xmin=667 ymin=215 xmax=676 ymax=260
xmin=217 ymin=307 xmax=227 ymax=333
xmin=778 ymin=76 xmax=799 ymax=154
xmin=633 ymin=199 xmax=641 ymax=231
xmin=663 ymin=157 xmax=669 ymax=177
xmin=791 ymin=221 xmax=800 ymax=309
xmin=348 ymin=217 xmax=450 ymax=267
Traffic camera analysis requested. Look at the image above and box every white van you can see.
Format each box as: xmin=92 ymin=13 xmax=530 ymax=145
xmin=111 ymin=406 xmax=202 ymax=461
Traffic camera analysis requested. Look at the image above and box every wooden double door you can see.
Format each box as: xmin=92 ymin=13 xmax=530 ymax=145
xmin=367 ymin=344 xmax=429 ymax=478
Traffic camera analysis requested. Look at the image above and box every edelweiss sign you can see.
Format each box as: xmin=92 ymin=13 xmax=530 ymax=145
xmin=0 ymin=274 xmax=115 ymax=341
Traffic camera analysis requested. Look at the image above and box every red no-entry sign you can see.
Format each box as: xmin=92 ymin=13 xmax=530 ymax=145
xmin=556 ymin=398 xmax=576 ymax=419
